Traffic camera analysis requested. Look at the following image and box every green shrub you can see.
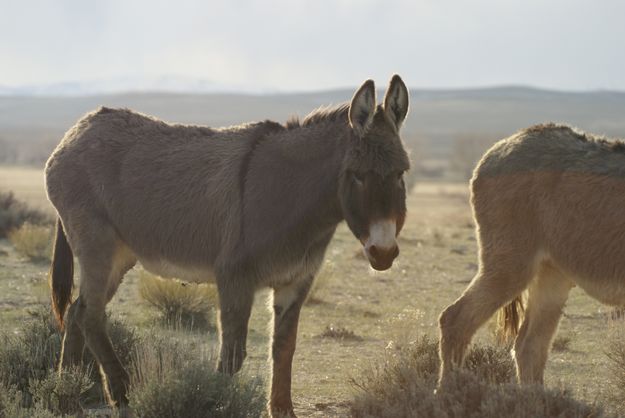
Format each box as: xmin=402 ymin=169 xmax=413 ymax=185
xmin=0 ymin=191 xmax=50 ymax=238
xmin=8 ymin=223 xmax=53 ymax=261
xmin=139 ymin=271 xmax=218 ymax=330
xmin=0 ymin=305 xmax=265 ymax=417
xmin=0 ymin=307 xmax=61 ymax=406
xmin=128 ymin=336 xmax=266 ymax=418
xmin=463 ymin=344 xmax=516 ymax=385
xmin=0 ymin=305 xmax=138 ymax=414
xmin=107 ymin=317 xmax=140 ymax=372
xmin=0 ymin=385 xmax=25 ymax=417
xmin=29 ymin=367 xmax=93 ymax=415
xmin=0 ymin=384 xmax=58 ymax=418
xmin=351 ymin=335 xmax=606 ymax=418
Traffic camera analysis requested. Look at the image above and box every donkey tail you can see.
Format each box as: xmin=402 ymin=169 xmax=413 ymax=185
xmin=496 ymin=295 xmax=525 ymax=345
xmin=49 ymin=219 xmax=74 ymax=331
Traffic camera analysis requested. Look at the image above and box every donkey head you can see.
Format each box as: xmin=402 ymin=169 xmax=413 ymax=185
xmin=339 ymin=75 xmax=410 ymax=271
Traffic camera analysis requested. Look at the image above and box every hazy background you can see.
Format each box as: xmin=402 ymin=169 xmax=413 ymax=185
xmin=1 ymin=0 xmax=625 ymax=179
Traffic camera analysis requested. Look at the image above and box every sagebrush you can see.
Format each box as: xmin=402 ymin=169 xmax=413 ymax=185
xmin=0 ymin=306 xmax=61 ymax=407
xmin=552 ymin=335 xmax=572 ymax=352
xmin=128 ymin=336 xmax=266 ymax=418
xmin=0 ymin=191 xmax=50 ymax=238
xmin=8 ymin=223 xmax=52 ymax=261
xmin=351 ymin=335 xmax=607 ymax=418
xmin=139 ymin=271 xmax=218 ymax=329
xmin=0 ymin=305 xmax=138 ymax=416
xmin=320 ymin=325 xmax=363 ymax=341
xmin=0 ymin=305 xmax=265 ymax=417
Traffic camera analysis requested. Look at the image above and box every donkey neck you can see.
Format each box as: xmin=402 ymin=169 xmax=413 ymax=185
xmin=240 ymin=119 xmax=350 ymax=255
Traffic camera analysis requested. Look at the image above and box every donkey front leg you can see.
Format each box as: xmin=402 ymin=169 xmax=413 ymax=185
xmin=269 ymin=277 xmax=313 ymax=418
xmin=216 ymin=282 xmax=254 ymax=375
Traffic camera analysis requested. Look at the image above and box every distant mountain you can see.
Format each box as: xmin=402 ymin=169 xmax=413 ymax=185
xmin=1 ymin=86 xmax=625 ymax=160
xmin=0 ymin=75 xmax=269 ymax=97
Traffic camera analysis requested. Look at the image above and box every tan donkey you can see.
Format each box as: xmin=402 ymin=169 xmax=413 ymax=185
xmin=439 ymin=123 xmax=625 ymax=387
xmin=45 ymin=76 xmax=411 ymax=417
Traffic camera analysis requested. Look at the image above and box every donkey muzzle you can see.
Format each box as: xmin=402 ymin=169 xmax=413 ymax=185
xmin=363 ymin=219 xmax=399 ymax=271
xmin=364 ymin=243 xmax=400 ymax=271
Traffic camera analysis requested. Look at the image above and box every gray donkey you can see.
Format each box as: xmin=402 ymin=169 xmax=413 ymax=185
xmin=45 ymin=75 xmax=410 ymax=417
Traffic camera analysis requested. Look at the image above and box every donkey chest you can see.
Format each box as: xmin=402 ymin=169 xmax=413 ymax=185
xmin=259 ymin=247 xmax=327 ymax=288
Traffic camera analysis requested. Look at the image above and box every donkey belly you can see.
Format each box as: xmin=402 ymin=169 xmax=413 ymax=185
xmin=140 ymin=258 xmax=216 ymax=284
xmin=549 ymin=251 xmax=625 ymax=306
xmin=568 ymin=272 xmax=625 ymax=306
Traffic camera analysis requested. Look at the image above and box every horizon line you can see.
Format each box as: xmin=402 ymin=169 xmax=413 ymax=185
xmin=1 ymin=83 xmax=624 ymax=98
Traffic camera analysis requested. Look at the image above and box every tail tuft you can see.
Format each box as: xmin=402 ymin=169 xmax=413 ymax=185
xmin=496 ymin=295 xmax=525 ymax=345
xmin=49 ymin=219 xmax=74 ymax=331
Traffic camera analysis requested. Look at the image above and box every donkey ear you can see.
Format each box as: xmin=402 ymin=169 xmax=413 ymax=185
xmin=349 ymin=79 xmax=376 ymax=137
xmin=383 ymin=74 xmax=409 ymax=130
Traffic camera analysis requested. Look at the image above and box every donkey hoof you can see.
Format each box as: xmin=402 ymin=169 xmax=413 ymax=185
xmin=217 ymin=347 xmax=246 ymax=375
xmin=271 ymin=408 xmax=297 ymax=418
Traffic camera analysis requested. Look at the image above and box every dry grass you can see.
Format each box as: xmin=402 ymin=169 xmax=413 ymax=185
xmin=138 ymin=271 xmax=218 ymax=330
xmin=384 ymin=307 xmax=426 ymax=351
xmin=552 ymin=335 xmax=572 ymax=352
xmin=2 ymin=172 xmax=623 ymax=416
xmin=8 ymin=223 xmax=52 ymax=261
xmin=351 ymin=335 xmax=607 ymax=418
xmin=607 ymin=328 xmax=625 ymax=414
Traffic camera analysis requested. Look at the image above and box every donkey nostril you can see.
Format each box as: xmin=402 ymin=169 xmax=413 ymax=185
xmin=368 ymin=245 xmax=379 ymax=259
xmin=392 ymin=246 xmax=399 ymax=259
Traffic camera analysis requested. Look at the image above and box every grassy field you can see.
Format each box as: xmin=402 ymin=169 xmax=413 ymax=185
xmin=0 ymin=166 xmax=51 ymax=213
xmin=0 ymin=166 xmax=621 ymax=416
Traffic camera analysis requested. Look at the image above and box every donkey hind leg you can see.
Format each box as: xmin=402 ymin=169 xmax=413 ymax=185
xmin=438 ymin=249 xmax=538 ymax=387
xmin=216 ymin=277 xmax=254 ymax=375
xmin=70 ymin=229 xmax=134 ymax=407
xmin=61 ymin=246 xmax=135 ymax=371
xmin=514 ymin=263 xmax=572 ymax=384
xmin=59 ymin=297 xmax=86 ymax=368
xmin=269 ymin=276 xmax=313 ymax=418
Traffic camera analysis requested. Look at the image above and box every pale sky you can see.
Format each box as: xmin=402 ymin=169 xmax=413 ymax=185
xmin=1 ymin=0 xmax=624 ymax=92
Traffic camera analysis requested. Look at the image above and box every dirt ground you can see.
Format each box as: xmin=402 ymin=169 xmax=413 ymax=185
xmin=0 ymin=166 xmax=620 ymax=417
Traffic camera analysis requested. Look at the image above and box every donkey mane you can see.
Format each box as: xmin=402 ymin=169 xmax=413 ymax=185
xmin=526 ymin=122 xmax=625 ymax=153
xmin=286 ymin=103 xmax=350 ymax=129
